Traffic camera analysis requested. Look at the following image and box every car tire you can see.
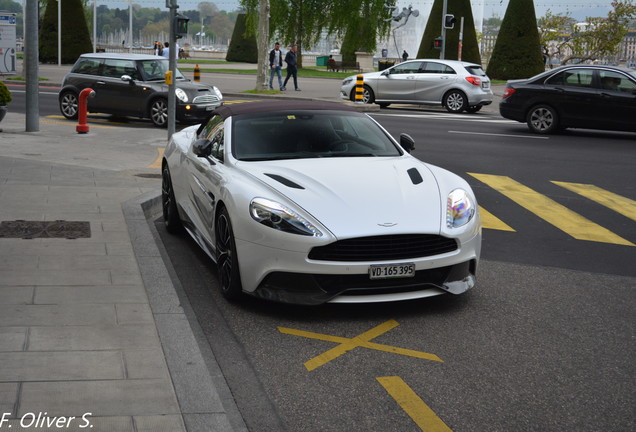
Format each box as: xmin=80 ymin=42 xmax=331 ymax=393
xmin=216 ymin=207 xmax=243 ymax=300
xmin=161 ymin=165 xmax=183 ymax=234
xmin=526 ymin=104 xmax=559 ymax=134
xmin=59 ymin=91 xmax=79 ymax=120
xmin=350 ymin=85 xmax=375 ymax=104
xmin=465 ymin=105 xmax=482 ymax=113
xmin=444 ymin=90 xmax=467 ymax=113
xmin=150 ymin=98 xmax=168 ymax=127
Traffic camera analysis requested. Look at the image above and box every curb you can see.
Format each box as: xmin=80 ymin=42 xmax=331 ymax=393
xmin=122 ymin=191 xmax=248 ymax=432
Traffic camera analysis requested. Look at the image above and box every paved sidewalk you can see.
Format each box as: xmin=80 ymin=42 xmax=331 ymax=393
xmin=0 ymin=110 xmax=246 ymax=431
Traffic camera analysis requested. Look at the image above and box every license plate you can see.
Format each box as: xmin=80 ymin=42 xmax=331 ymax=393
xmin=369 ymin=263 xmax=415 ymax=280
xmin=206 ymin=105 xmax=214 ymax=111
xmin=482 ymin=82 xmax=490 ymax=89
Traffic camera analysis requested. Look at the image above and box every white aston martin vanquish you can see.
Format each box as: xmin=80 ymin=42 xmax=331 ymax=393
xmin=162 ymin=101 xmax=481 ymax=305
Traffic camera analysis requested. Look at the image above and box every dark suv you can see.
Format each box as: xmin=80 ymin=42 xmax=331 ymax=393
xmin=59 ymin=53 xmax=223 ymax=127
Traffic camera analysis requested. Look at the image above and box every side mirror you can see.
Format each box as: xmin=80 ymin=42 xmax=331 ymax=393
xmin=121 ymin=75 xmax=135 ymax=84
xmin=192 ymin=138 xmax=212 ymax=158
xmin=399 ymin=133 xmax=415 ymax=153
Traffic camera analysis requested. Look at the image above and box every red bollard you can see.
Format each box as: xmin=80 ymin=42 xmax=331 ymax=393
xmin=76 ymin=88 xmax=95 ymax=134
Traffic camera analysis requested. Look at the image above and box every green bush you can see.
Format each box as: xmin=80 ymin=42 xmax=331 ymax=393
xmin=39 ymin=0 xmax=93 ymax=64
xmin=0 ymin=81 xmax=11 ymax=106
xmin=486 ymin=0 xmax=545 ymax=80
xmin=225 ymin=14 xmax=258 ymax=63
xmin=417 ymin=0 xmax=481 ymax=65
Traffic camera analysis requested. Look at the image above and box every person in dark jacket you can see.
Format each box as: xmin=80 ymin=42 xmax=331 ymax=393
xmin=402 ymin=50 xmax=409 ymax=62
xmin=282 ymin=44 xmax=300 ymax=91
xmin=269 ymin=42 xmax=283 ymax=90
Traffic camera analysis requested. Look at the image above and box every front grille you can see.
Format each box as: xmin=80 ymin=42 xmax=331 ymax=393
xmin=192 ymin=94 xmax=220 ymax=104
xmin=308 ymin=234 xmax=458 ymax=262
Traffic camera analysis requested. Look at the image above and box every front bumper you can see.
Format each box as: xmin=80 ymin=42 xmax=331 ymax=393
xmin=235 ymin=231 xmax=481 ymax=305
xmin=177 ymin=101 xmax=223 ymax=123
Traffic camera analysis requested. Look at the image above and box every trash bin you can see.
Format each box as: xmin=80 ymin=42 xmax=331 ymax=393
xmin=316 ymin=56 xmax=329 ymax=66
xmin=381 ymin=48 xmax=388 ymax=58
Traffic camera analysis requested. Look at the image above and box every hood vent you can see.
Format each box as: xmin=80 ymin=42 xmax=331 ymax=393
xmin=264 ymin=173 xmax=305 ymax=189
xmin=407 ymin=168 xmax=423 ymax=185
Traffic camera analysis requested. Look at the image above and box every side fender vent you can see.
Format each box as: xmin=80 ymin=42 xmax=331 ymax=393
xmin=407 ymin=168 xmax=423 ymax=185
xmin=265 ymin=173 xmax=305 ymax=189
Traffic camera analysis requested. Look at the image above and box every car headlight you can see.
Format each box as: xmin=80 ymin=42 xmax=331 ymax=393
xmin=250 ymin=198 xmax=322 ymax=237
xmin=446 ymin=189 xmax=476 ymax=228
xmin=175 ymin=88 xmax=188 ymax=102
xmin=213 ymin=86 xmax=223 ymax=99
xmin=342 ymin=78 xmax=353 ymax=86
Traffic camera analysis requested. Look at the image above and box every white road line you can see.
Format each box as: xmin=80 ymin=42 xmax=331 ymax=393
xmin=449 ymin=130 xmax=549 ymax=139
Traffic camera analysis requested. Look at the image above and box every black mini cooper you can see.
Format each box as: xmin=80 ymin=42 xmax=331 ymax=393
xmin=59 ymin=53 xmax=223 ymax=127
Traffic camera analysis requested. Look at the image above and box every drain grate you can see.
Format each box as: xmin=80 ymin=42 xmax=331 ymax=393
xmin=0 ymin=220 xmax=91 ymax=239
xmin=135 ymin=173 xmax=162 ymax=179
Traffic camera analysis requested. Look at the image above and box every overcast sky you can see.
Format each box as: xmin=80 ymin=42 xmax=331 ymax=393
xmin=102 ymin=0 xmax=614 ymax=21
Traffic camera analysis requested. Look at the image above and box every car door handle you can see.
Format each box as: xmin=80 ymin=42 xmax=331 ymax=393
xmin=95 ymin=81 xmax=106 ymax=85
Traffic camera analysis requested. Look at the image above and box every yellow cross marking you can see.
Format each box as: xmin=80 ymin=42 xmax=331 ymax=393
xmin=377 ymin=376 xmax=453 ymax=431
xmin=278 ymin=320 xmax=443 ymax=371
xmin=479 ymin=205 xmax=515 ymax=231
xmin=552 ymin=181 xmax=636 ymax=222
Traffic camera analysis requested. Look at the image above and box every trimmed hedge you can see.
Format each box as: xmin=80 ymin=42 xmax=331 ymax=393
xmin=226 ymin=14 xmax=258 ymax=63
xmin=417 ymin=0 xmax=481 ymax=65
xmin=486 ymin=0 xmax=545 ymax=80
xmin=39 ymin=0 xmax=93 ymax=64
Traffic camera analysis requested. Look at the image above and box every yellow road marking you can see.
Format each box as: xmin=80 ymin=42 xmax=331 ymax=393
xmin=552 ymin=181 xmax=636 ymax=222
xmin=278 ymin=320 xmax=443 ymax=371
xmin=377 ymin=376 xmax=452 ymax=432
xmin=479 ymin=205 xmax=515 ymax=231
xmin=469 ymin=173 xmax=634 ymax=246
xmin=148 ymin=148 xmax=164 ymax=169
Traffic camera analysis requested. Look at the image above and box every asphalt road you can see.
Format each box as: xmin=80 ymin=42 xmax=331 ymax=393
xmin=155 ymin=111 xmax=635 ymax=432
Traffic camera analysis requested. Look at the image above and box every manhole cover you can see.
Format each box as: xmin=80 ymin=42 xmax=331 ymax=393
xmin=0 ymin=220 xmax=91 ymax=239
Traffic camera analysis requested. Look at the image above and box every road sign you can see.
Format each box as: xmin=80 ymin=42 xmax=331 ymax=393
xmin=0 ymin=13 xmax=17 ymax=75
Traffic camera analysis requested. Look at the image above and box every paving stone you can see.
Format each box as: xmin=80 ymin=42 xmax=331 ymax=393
xmin=0 ymin=305 xmax=116 ymax=326
xmin=19 ymin=379 xmax=181 ymax=417
xmin=115 ymin=304 xmax=154 ymax=325
xmin=183 ymin=413 xmax=235 ymax=432
xmin=0 ymin=269 xmax=111 ymax=286
xmin=0 ymin=242 xmax=107 ymax=257
xmin=36 ymin=255 xmax=139 ymax=271
xmin=0 ymin=382 xmax=18 ymax=415
xmin=0 ymin=416 xmax=134 ymax=432
xmin=124 ymin=349 xmax=170 ymax=379
xmin=0 ymin=327 xmax=27 ymax=351
xmin=28 ymin=325 xmax=160 ymax=351
xmin=0 ymin=287 xmax=34 ymax=304
xmin=135 ymin=414 xmax=186 ymax=432
xmin=106 ymin=242 xmax=135 ymax=256
xmin=0 ymin=351 xmax=124 ymax=381
xmin=34 ymin=285 xmax=148 ymax=305
xmin=0 ymin=254 xmax=39 ymax=270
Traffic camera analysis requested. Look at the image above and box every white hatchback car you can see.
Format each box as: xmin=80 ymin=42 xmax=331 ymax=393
xmin=340 ymin=59 xmax=493 ymax=113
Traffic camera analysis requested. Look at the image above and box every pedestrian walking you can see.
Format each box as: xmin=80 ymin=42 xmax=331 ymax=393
xmin=162 ymin=42 xmax=170 ymax=59
xmin=154 ymin=41 xmax=163 ymax=56
xmin=402 ymin=50 xmax=409 ymax=62
xmin=282 ymin=44 xmax=300 ymax=91
xmin=269 ymin=42 xmax=284 ymax=90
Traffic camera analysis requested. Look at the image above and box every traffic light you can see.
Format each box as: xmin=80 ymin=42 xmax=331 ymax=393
xmin=433 ymin=37 xmax=443 ymax=50
xmin=444 ymin=14 xmax=456 ymax=29
xmin=175 ymin=14 xmax=189 ymax=39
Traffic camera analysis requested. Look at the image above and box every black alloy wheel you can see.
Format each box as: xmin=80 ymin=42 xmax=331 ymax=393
xmin=216 ymin=207 xmax=243 ymax=300
xmin=59 ymin=91 xmax=79 ymax=119
xmin=444 ymin=90 xmax=467 ymax=113
xmin=162 ymin=165 xmax=183 ymax=233
xmin=150 ymin=98 xmax=168 ymax=127
xmin=526 ymin=104 xmax=559 ymax=134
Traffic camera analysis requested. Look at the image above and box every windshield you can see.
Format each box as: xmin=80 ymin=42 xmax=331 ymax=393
xmin=232 ymin=111 xmax=402 ymax=161
xmin=138 ymin=59 xmax=186 ymax=81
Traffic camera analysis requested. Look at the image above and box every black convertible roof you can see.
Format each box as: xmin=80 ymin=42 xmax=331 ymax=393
xmin=212 ymin=100 xmax=356 ymax=119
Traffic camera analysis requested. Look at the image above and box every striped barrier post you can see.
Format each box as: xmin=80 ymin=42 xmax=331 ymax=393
xmin=355 ymin=74 xmax=364 ymax=104
xmin=194 ymin=64 xmax=201 ymax=82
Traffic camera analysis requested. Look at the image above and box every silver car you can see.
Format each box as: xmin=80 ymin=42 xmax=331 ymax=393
xmin=340 ymin=59 xmax=493 ymax=113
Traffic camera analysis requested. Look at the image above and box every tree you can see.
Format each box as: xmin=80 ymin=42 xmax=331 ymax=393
xmin=563 ymin=0 xmax=636 ymax=64
xmin=537 ymin=10 xmax=575 ymax=68
xmin=486 ymin=0 xmax=544 ymax=80
xmin=241 ymin=0 xmax=393 ymax=68
xmin=39 ymin=0 xmax=93 ymax=64
xmin=416 ymin=0 xmax=481 ymax=64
